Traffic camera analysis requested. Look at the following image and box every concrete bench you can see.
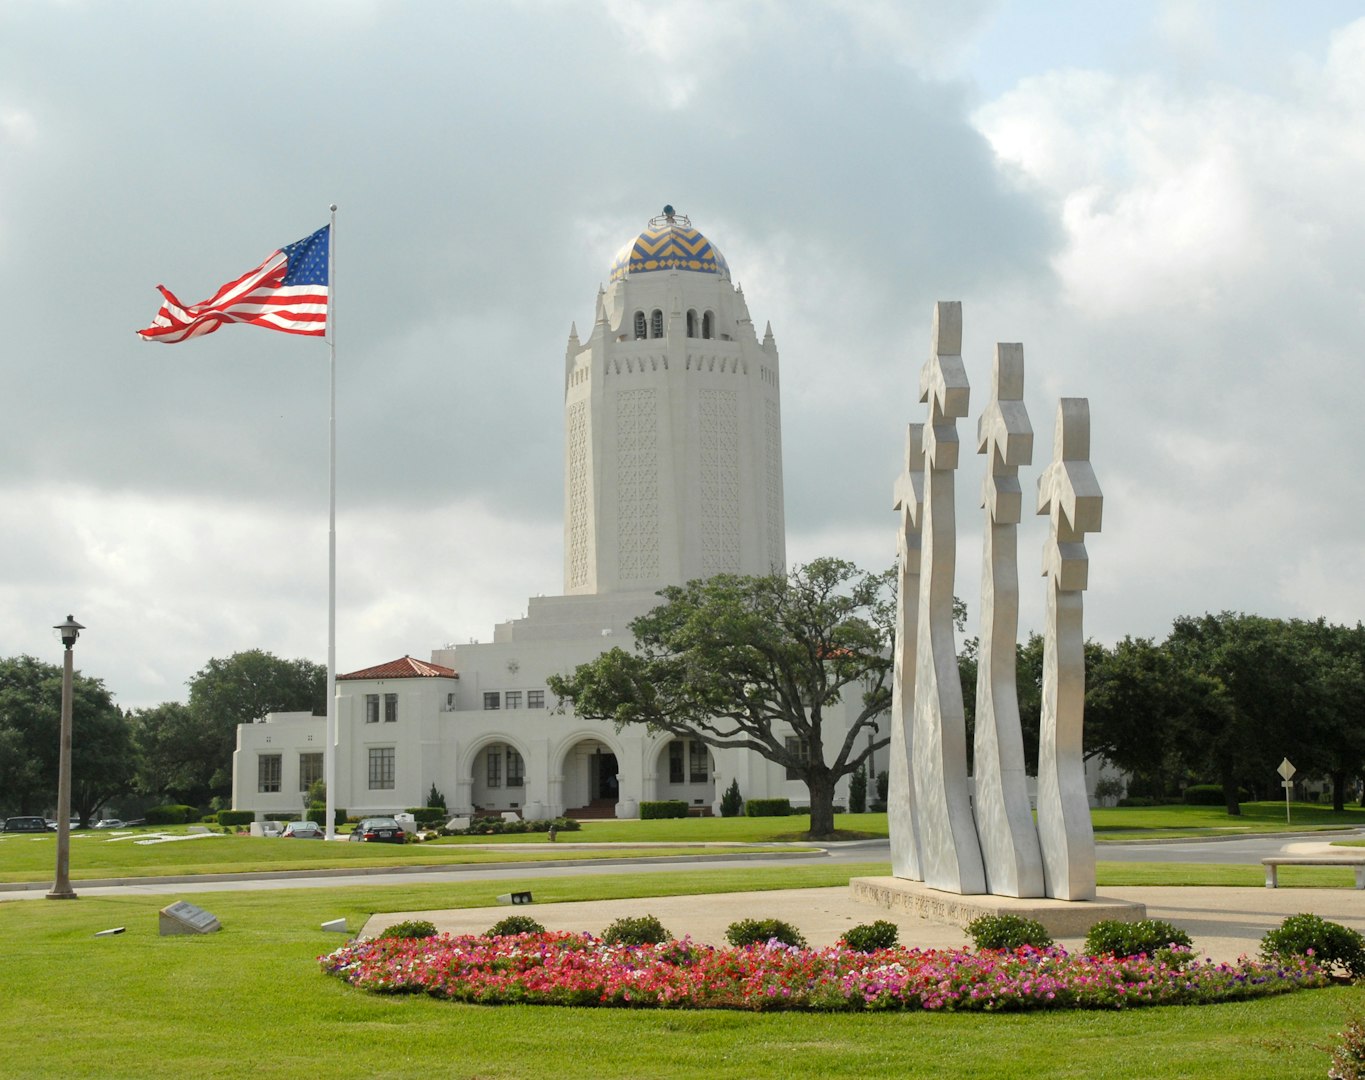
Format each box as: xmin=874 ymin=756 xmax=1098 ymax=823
xmin=1261 ymin=856 xmax=1365 ymax=889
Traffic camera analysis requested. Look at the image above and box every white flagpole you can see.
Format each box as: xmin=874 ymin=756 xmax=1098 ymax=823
xmin=324 ymin=203 xmax=339 ymax=841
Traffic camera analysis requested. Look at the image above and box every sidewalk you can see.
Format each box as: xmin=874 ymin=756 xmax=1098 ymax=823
xmin=362 ymin=882 xmax=1365 ymax=965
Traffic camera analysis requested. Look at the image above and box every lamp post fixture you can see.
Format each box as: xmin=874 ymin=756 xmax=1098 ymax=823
xmin=47 ymin=615 xmax=84 ymax=900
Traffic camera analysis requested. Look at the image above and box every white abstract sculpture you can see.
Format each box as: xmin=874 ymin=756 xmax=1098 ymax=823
xmin=1035 ymin=399 xmax=1103 ymax=900
xmin=911 ymin=302 xmax=986 ymax=894
xmin=972 ymin=345 xmax=1046 ymax=898
xmin=887 ymin=304 xmax=1102 ymax=904
xmin=888 ymin=423 xmax=925 ymax=880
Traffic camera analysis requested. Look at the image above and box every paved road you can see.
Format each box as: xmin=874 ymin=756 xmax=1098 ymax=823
xmin=1 ymin=830 xmax=1359 ymax=902
xmin=1095 ymin=828 xmax=1365 ymax=864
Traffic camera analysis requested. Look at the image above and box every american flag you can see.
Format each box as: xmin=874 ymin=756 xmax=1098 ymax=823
xmin=136 ymin=225 xmax=329 ymax=343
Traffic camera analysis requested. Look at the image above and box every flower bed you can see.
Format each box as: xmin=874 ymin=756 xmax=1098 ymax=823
xmin=319 ymin=932 xmax=1329 ymax=1012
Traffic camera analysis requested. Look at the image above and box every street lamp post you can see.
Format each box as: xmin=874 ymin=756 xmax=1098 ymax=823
xmin=47 ymin=615 xmax=84 ymax=901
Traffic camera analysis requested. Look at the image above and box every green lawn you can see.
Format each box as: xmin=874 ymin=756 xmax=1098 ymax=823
xmin=0 ymin=832 xmax=804 ymax=883
xmin=2 ymin=862 xmax=1361 ymax=1079
xmin=3 ymin=802 xmax=1362 ymax=884
xmin=1092 ymin=800 xmax=1365 ymax=838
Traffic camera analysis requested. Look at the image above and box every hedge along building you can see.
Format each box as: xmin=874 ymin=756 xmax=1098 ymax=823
xmin=231 ymin=208 xmax=869 ymax=821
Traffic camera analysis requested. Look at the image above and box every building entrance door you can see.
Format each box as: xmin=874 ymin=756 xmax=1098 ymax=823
xmin=591 ymin=751 xmax=619 ymax=800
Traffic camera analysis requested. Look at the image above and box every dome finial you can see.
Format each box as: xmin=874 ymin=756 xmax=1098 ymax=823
xmin=663 ymin=204 xmax=676 ymax=222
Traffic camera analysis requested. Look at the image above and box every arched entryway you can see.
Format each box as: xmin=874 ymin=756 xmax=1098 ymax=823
xmin=559 ymin=737 xmax=620 ymax=819
xmin=466 ymin=737 xmax=530 ymax=815
xmin=650 ymin=736 xmax=715 ymax=815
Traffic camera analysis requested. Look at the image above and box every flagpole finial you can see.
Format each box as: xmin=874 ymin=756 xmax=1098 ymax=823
xmin=330 ymin=203 xmax=337 ymax=212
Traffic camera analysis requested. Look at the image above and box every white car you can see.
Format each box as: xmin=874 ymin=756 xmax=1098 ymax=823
xmin=93 ymin=819 xmax=126 ymax=830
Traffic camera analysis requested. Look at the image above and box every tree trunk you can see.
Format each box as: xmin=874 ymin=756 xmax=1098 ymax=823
xmin=806 ymin=769 xmax=837 ymax=839
xmin=1331 ymin=770 xmax=1346 ymax=813
xmin=1220 ymin=762 xmax=1241 ymax=816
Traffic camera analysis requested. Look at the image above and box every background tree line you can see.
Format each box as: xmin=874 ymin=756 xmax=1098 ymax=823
xmin=959 ymin=613 xmax=1365 ymax=813
xmin=0 ymin=650 xmax=324 ymax=821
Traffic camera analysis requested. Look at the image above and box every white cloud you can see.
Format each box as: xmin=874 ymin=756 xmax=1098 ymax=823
xmin=0 ymin=486 xmax=560 ymax=710
xmin=972 ymin=21 xmax=1365 ymax=320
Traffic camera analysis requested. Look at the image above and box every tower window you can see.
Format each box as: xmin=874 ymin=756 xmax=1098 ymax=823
xmin=634 ymin=311 xmax=646 ymax=339
xmin=686 ymin=309 xmax=698 ymax=337
xmin=702 ymin=311 xmax=714 ymax=339
xmin=651 ymin=309 xmax=663 ymax=338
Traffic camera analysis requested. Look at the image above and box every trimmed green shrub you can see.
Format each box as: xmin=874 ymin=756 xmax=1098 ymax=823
xmin=377 ymin=919 xmax=437 ymax=940
xmin=744 ymin=798 xmax=792 ymax=817
xmin=1084 ymin=919 xmax=1192 ymax=959
xmin=602 ymin=914 xmax=672 ymax=946
xmin=486 ymin=914 xmax=546 ymax=937
xmin=427 ymin=783 xmax=446 ymax=810
xmin=442 ymin=816 xmax=577 ymax=836
xmin=1117 ymin=795 xmax=1158 ymax=807
xmin=1260 ymin=913 xmax=1365 ymax=979
xmin=404 ymin=807 xmax=447 ymax=825
xmin=640 ymin=800 xmax=688 ymax=819
xmin=144 ymin=804 xmax=198 ymax=826
xmin=966 ymin=914 xmax=1054 ymax=951
xmin=841 ymin=920 xmax=899 ymax=952
xmin=1183 ymin=783 xmax=1249 ymax=806
xmin=849 ymin=767 xmax=867 ymax=814
xmin=200 ymin=814 xmax=218 ymax=825
xmin=725 ymin=918 xmax=807 ymax=948
xmin=719 ymin=778 xmax=743 ymax=818
xmin=305 ymin=806 xmax=348 ymax=827
xmin=216 ymin=810 xmax=255 ymax=828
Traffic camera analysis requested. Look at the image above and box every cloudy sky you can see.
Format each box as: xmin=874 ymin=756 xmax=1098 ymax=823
xmin=3 ymin=0 xmax=1363 ymax=710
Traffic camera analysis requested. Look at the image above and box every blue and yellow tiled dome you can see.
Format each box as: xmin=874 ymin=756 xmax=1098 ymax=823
xmin=610 ymin=207 xmax=730 ymax=283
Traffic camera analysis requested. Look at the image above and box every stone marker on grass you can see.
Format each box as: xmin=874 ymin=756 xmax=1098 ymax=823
xmin=158 ymin=900 xmax=221 ymax=936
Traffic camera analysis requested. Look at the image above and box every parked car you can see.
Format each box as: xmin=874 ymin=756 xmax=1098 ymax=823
xmin=3 ymin=816 xmax=49 ymax=833
xmin=93 ymin=819 xmax=126 ymax=830
xmin=348 ymin=817 xmax=407 ymax=843
xmin=280 ymin=821 xmax=324 ymax=839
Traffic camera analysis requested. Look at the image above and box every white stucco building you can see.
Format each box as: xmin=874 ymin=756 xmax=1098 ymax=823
xmin=232 ymin=208 xmax=869 ymax=821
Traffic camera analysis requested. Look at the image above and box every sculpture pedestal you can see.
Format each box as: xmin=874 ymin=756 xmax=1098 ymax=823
xmin=849 ymin=876 xmax=1145 ymax=937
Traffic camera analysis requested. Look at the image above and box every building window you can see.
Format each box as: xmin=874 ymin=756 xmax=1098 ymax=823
xmin=634 ymin=310 xmax=646 ymax=339
xmin=299 ymin=752 xmax=323 ymax=792
xmin=483 ymin=692 xmax=500 ymax=710
xmin=686 ymin=309 xmax=698 ymax=337
xmin=368 ymin=747 xmax=395 ymax=790
xmin=506 ymin=746 xmax=524 ymax=788
xmin=784 ymin=736 xmax=809 ymax=781
xmin=651 ymin=309 xmax=663 ymax=338
xmin=258 ymin=753 xmax=281 ymax=793
xmin=689 ymin=740 xmax=709 ymax=783
xmin=384 ymin=693 xmax=398 ymax=723
xmin=504 ymin=690 xmax=522 ymax=710
xmin=365 ymin=694 xmax=379 ymax=723
xmin=527 ymin=689 xmax=545 ymax=709
xmin=668 ymin=740 xmax=684 ymax=784
xmin=486 ymin=748 xmax=502 ymax=788
xmin=702 ymin=311 xmax=714 ymax=339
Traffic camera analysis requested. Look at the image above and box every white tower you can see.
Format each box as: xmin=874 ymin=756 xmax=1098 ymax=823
xmin=563 ymin=207 xmax=786 ymax=596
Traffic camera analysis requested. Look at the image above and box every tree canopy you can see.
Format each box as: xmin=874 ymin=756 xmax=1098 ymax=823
xmin=0 ymin=655 xmax=134 ymax=820
xmin=548 ymin=557 xmax=894 ymax=838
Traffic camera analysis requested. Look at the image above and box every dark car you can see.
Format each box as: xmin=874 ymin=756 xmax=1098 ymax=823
xmin=348 ymin=817 xmax=406 ymax=843
xmin=3 ymin=816 xmax=50 ymax=833
xmin=280 ymin=821 xmax=324 ymax=839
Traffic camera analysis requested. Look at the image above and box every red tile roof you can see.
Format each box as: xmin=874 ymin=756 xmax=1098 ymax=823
xmin=337 ymin=656 xmax=458 ymax=681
